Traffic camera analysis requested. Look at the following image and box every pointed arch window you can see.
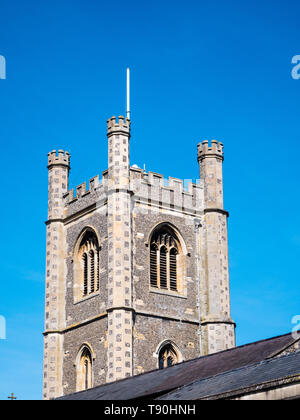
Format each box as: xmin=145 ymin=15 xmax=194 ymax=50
xmin=158 ymin=343 xmax=179 ymax=369
xmin=76 ymin=346 xmax=93 ymax=392
xmin=77 ymin=230 xmax=100 ymax=299
xmin=149 ymin=226 xmax=181 ymax=292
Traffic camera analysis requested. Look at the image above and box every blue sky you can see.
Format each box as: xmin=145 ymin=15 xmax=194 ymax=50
xmin=0 ymin=0 xmax=299 ymax=400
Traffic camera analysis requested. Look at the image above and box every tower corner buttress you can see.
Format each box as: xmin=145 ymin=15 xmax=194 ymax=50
xmin=197 ymin=140 xmax=236 ymax=355
xmin=43 ymin=149 xmax=70 ymax=400
xmin=106 ymin=115 xmax=134 ymax=383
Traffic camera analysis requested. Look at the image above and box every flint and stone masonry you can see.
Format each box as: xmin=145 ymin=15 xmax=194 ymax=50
xmin=106 ymin=117 xmax=133 ymax=382
xmin=44 ymin=151 xmax=70 ymax=400
xmin=43 ymin=116 xmax=236 ymax=400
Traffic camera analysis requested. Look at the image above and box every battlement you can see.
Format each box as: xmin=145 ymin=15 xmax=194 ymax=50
xmin=107 ymin=116 xmax=131 ymax=136
xmin=130 ymin=169 xmax=204 ymax=215
xmin=63 ymin=175 xmax=105 ymax=203
xmin=62 ymin=165 xmax=204 ymax=218
xmin=197 ymin=140 xmax=223 ymax=162
xmin=130 ymin=168 xmax=203 ymax=190
xmin=47 ymin=150 xmax=70 ymax=168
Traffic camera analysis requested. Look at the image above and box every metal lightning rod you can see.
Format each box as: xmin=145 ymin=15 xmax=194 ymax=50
xmin=127 ymin=68 xmax=130 ymax=120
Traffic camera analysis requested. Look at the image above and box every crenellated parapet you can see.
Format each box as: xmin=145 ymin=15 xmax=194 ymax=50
xmin=64 ymin=175 xmax=100 ymax=202
xmin=47 ymin=150 xmax=70 ymax=169
xmin=130 ymin=169 xmax=204 ymax=215
xmin=47 ymin=150 xmax=70 ymax=221
xmin=63 ymin=174 xmax=108 ymax=217
xmin=107 ymin=115 xmax=131 ymax=138
xmin=197 ymin=139 xmax=224 ymax=210
xmin=55 ymin=163 xmax=204 ymax=220
xmin=197 ymin=140 xmax=223 ymax=162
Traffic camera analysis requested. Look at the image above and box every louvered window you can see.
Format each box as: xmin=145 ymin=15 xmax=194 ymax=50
xmin=170 ymin=248 xmax=178 ymax=291
xmin=96 ymin=259 xmax=100 ymax=292
xmin=78 ymin=230 xmax=100 ymax=298
xmin=89 ymin=250 xmax=95 ymax=293
xmin=83 ymin=253 xmax=88 ymax=296
xmin=149 ymin=227 xmax=180 ymax=292
xmin=150 ymin=244 xmax=158 ymax=288
xmin=160 ymin=246 xmax=168 ymax=289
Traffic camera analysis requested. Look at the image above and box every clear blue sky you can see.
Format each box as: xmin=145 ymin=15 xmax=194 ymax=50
xmin=0 ymin=0 xmax=299 ymax=400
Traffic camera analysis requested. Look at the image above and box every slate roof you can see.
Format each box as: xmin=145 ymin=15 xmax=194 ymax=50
xmin=158 ymin=350 xmax=300 ymax=400
xmin=57 ymin=331 xmax=299 ymax=400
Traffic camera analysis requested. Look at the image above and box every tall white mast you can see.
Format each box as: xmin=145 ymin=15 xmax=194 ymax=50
xmin=127 ymin=68 xmax=130 ymax=120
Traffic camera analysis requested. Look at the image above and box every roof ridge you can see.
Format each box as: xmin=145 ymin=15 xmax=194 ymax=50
xmin=158 ymin=349 xmax=300 ymax=400
xmin=267 ymin=335 xmax=300 ymax=359
xmin=154 ymin=330 xmax=299 ymax=368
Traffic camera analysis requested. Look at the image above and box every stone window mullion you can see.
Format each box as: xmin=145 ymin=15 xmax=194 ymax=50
xmin=156 ymin=248 xmax=160 ymax=288
xmin=158 ymin=343 xmax=179 ymax=370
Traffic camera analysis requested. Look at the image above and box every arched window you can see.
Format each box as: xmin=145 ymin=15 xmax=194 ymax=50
xmin=76 ymin=346 xmax=93 ymax=391
xmin=75 ymin=229 xmax=100 ymax=300
xmin=158 ymin=343 xmax=179 ymax=369
xmin=149 ymin=225 xmax=182 ymax=292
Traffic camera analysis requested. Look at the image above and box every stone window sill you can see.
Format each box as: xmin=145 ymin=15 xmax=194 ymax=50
xmin=73 ymin=291 xmax=100 ymax=305
xmin=149 ymin=287 xmax=187 ymax=299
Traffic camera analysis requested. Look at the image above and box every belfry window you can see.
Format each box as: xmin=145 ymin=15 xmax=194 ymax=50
xmin=158 ymin=343 xmax=179 ymax=369
xmin=78 ymin=230 xmax=99 ymax=298
xmin=150 ymin=226 xmax=180 ymax=292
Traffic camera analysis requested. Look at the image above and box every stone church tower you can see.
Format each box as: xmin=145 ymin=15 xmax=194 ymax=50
xmin=43 ymin=115 xmax=236 ymax=400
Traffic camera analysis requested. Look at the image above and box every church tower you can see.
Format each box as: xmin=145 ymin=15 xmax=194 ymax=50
xmin=43 ymin=115 xmax=235 ymax=400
